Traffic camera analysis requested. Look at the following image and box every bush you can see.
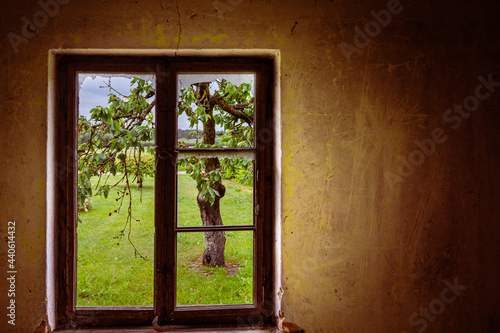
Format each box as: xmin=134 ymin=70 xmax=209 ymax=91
xmin=117 ymin=151 xmax=155 ymax=186
xmin=221 ymin=158 xmax=253 ymax=185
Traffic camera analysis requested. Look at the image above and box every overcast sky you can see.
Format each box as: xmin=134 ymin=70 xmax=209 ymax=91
xmin=78 ymin=73 xmax=254 ymax=131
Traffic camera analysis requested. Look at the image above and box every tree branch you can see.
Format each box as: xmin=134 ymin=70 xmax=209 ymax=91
xmin=212 ymin=92 xmax=253 ymax=125
xmin=113 ymin=99 xmax=156 ymax=121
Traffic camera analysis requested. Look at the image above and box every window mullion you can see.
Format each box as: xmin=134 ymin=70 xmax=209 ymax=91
xmin=154 ymin=61 xmax=177 ymax=324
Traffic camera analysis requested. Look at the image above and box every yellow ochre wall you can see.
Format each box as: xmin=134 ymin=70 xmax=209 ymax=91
xmin=1 ymin=0 xmax=500 ymax=332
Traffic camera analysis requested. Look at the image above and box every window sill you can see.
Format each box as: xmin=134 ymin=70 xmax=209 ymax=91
xmin=55 ymin=326 xmax=277 ymax=333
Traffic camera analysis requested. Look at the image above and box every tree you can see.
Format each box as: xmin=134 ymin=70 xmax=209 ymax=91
xmin=178 ymin=80 xmax=254 ymax=266
xmin=78 ymin=77 xmax=254 ymax=265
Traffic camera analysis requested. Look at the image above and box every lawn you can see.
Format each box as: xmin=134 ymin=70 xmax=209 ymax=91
xmin=77 ymin=173 xmax=254 ymax=306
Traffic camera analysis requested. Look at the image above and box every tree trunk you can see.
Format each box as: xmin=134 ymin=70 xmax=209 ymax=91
xmin=194 ymin=82 xmax=227 ymax=266
xmin=197 ymin=165 xmax=226 ymax=266
xmin=198 ymin=157 xmax=226 ymax=266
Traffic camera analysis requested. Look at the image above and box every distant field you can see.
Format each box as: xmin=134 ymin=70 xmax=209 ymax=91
xmin=178 ymin=137 xmax=222 ymax=147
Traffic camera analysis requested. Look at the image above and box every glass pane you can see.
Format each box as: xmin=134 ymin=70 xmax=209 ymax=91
xmin=76 ymin=73 xmax=155 ymax=306
xmin=177 ymin=157 xmax=254 ymax=227
xmin=177 ymin=73 xmax=255 ymax=148
xmin=176 ymin=231 xmax=254 ymax=305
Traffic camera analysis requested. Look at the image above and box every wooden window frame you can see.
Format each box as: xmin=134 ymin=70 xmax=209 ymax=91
xmin=55 ymin=54 xmax=275 ymax=330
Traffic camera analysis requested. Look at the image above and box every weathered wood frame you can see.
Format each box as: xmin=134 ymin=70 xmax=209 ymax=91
xmin=55 ymin=55 xmax=275 ymax=329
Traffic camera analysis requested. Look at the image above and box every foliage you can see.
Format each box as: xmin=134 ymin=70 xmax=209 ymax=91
xmin=117 ymin=151 xmax=155 ymax=187
xmin=77 ymin=77 xmax=155 ymax=256
xmin=220 ymin=158 xmax=254 ymax=185
xmin=177 ymin=79 xmax=255 ymax=204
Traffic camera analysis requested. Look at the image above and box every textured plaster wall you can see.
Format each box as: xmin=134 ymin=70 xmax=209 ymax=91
xmin=1 ymin=0 xmax=500 ymax=332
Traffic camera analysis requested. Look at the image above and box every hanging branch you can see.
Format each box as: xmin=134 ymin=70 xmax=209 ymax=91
xmin=78 ymin=78 xmax=156 ymax=260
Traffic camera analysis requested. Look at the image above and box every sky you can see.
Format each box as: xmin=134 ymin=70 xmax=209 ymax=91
xmin=78 ymin=73 xmax=255 ymax=131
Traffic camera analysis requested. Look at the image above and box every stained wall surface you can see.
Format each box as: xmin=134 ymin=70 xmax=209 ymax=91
xmin=1 ymin=0 xmax=500 ymax=332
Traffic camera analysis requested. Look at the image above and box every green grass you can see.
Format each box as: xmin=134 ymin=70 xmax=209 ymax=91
xmin=177 ymin=174 xmax=254 ymax=227
xmin=77 ymin=173 xmax=253 ymax=306
xmin=176 ymin=231 xmax=253 ymax=305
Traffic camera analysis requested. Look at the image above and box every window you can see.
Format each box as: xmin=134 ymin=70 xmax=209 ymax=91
xmin=55 ymin=55 xmax=275 ymax=329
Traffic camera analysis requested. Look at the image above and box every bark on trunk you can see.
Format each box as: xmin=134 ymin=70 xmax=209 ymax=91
xmin=198 ymin=157 xmax=226 ymax=266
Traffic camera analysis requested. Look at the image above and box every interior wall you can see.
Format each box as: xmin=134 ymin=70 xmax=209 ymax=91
xmin=1 ymin=0 xmax=500 ymax=332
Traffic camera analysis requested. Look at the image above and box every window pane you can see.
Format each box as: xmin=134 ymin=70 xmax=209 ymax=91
xmin=76 ymin=73 xmax=155 ymax=306
xmin=177 ymin=157 xmax=254 ymax=227
xmin=176 ymin=231 xmax=254 ymax=305
xmin=177 ymin=73 xmax=255 ymax=148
